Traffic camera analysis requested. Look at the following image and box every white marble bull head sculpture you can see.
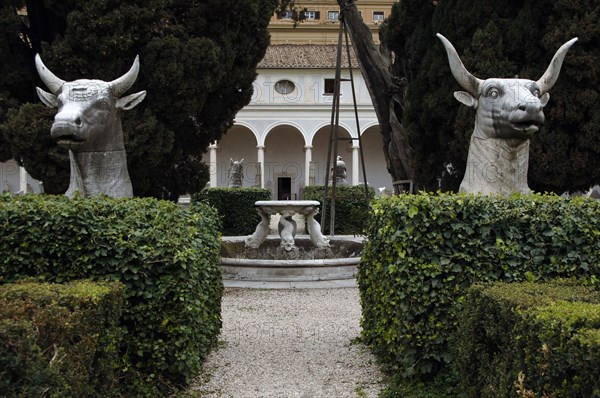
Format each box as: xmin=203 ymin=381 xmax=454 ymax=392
xmin=36 ymin=55 xmax=146 ymax=197
xmin=437 ymin=33 xmax=577 ymax=195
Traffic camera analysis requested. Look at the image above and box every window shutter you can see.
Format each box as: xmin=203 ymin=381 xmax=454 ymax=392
xmin=315 ymin=11 xmax=320 ymax=20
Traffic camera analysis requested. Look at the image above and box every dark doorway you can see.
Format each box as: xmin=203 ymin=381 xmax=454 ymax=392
xmin=277 ymin=177 xmax=292 ymax=200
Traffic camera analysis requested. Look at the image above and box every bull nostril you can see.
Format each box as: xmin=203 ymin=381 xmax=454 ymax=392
xmin=75 ymin=117 xmax=82 ymax=127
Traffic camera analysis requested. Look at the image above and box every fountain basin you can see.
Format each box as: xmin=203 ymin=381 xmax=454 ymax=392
xmin=221 ymin=235 xmax=363 ymax=288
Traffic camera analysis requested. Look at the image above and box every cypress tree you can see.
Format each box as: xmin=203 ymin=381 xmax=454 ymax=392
xmin=0 ymin=1 xmax=34 ymax=162
xmin=0 ymin=0 xmax=276 ymax=198
xmin=384 ymin=0 xmax=599 ymax=192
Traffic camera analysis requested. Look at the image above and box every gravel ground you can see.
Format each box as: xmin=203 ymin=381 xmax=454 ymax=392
xmin=190 ymin=287 xmax=385 ymax=398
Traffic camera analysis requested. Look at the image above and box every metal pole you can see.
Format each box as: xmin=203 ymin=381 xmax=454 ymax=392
xmin=322 ymin=16 xmax=345 ymax=236
xmin=343 ymin=18 xmax=370 ymax=205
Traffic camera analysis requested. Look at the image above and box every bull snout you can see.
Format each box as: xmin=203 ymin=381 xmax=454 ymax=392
xmin=50 ymin=112 xmax=86 ymax=149
xmin=509 ymin=97 xmax=545 ymax=136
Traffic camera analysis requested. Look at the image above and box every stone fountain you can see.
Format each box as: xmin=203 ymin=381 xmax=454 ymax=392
xmin=220 ymin=200 xmax=363 ymax=288
xmin=245 ymin=200 xmax=330 ymax=252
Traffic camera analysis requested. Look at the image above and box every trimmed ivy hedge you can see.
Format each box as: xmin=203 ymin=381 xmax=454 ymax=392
xmin=0 ymin=280 xmax=124 ymax=398
xmin=457 ymin=280 xmax=600 ymax=398
xmin=0 ymin=194 xmax=223 ymax=395
xmin=359 ymin=193 xmax=600 ymax=378
xmin=192 ymin=187 xmax=271 ymax=236
xmin=303 ymin=185 xmax=374 ymax=235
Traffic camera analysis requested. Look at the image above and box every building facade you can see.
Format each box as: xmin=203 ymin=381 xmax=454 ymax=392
xmin=204 ymin=0 xmax=394 ymax=199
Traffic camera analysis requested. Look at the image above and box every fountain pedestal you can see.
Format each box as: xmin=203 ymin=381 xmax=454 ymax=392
xmin=245 ymin=200 xmax=330 ymax=251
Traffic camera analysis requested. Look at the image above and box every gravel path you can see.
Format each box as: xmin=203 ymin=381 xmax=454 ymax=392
xmin=190 ymin=287 xmax=385 ymax=398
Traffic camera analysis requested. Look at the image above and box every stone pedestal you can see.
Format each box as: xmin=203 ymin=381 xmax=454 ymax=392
xmin=245 ymin=200 xmax=330 ymax=251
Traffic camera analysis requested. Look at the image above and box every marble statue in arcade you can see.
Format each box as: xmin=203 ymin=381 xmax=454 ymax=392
xmin=227 ymin=158 xmax=244 ymax=188
xmin=331 ymin=155 xmax=348 ymax=186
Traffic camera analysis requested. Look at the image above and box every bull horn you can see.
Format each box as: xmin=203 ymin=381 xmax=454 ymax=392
xmin=109 ymin=55 xmax=140 ymax=97
xmin=537 ymin=38 xmax=578 ymax=94
xmin=35 ymin=54 xmax=65 ymax=94
xmin=436 ymin=33 xmax=482 ymax=96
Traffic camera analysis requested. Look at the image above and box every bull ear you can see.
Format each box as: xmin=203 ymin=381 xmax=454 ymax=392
xmin=540 ymin=92 xmax=550 ymax=107
xmin=116 ymin=91 xmax=146 ymax=110
xmin=36 ymin=87 xmax=58 ymax=108
xmin=454 ymin=91 xmax=478 ymax=108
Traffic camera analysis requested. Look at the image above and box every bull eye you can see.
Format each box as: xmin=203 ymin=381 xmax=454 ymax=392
xmin=487 ymin=88 xmax=500 ymax=99
xmin=532 ymin=89 xmax=541 ymax=98
xmin=97 ymin=100 xmax=110 ymax=110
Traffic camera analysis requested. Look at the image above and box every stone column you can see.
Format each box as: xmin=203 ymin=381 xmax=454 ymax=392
xmin=257 ymin=145 xmax=265 ymax=188
xmin=209 ymin=141 xmax=218 ymax=187
xmin=19 ymin=166 xmax=28 ymax=193
xmin=352 ymin=145 xmax=360 ymax=185
xmin=304 ymin=145 xmax=313 ymax=186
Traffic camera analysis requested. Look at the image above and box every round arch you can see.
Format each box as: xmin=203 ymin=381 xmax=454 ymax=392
xmin=360 ymin=125 xmax=393 ymax=193
xmin=214 ymin=124 xmax=260 ymax=188
xmin=310 ymin=125 xmax=353 ymax=186
xmin=360 ymin=121 xmax=380 ymax=135
xmin=309 ymin=121 xmax=355 ymax=145
xmin=262 ymin=121 xmax=308 ymax=147
xmin=232 ymin=120 xmax=261 ymax=144
xmin=263 ymin=124 xmax=306 ymax=200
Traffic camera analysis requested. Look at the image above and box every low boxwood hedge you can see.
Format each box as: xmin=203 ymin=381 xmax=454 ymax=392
xmin=359 ymin=193 xmax=600 ymax=379
xmin=0 ymin=194 xmax=223 ymax=395
xmin=457 ymin=280 xmax=600 ymax=398
xmin=191 ymin=187 xmax=271 ymax=236
xmin=303 ymin=185 xmax=374 ymax=235
xmin=0 ymin=280 xmax=124 ymax=398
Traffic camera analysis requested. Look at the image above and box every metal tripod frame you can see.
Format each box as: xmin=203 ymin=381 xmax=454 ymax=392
xmin=321 ymin=9 xmax=370 ymax=236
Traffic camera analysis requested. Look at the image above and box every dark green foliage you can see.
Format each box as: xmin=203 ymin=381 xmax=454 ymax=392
xmin=380 ymin=373 xmax=467 ymax=398
xmin=0 ymin=194 xmax=223 ymax=394
xmin=359 ymin=193 xmax=600 ymax=379
xmin=273 ymin=0 xmax=308 ymax=25
xmin=0 ymin=280 xmax=125 ymax=398
xmin=1 ymin=103 xmax=68 ymax=194
xmin=383 ymin=0 xmax=600 ymax=192
xmin=303 ymin=185 xmax=374 ymax=235
xmin=191 ymin=187 xmax=271 ymax=236
xmin=0 ymin=1 xmax=34 ymax=162
xmin=0 ymin=0 xmax=276 ymax=199
xmin=457 ymin=280 xmax=600 ymax=398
